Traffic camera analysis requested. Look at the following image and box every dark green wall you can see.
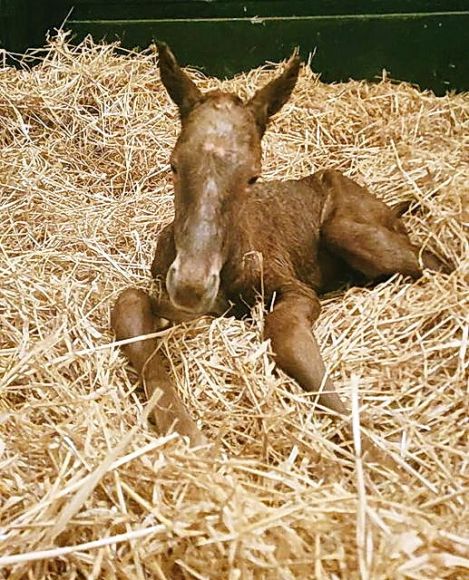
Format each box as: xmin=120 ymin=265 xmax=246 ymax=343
xmin=0 ymin=0 xmax=63 ymax=54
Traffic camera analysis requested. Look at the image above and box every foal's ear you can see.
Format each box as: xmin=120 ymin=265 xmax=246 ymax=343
xmin=157 ymin=42 xmax=202 ymax=120
xmin=247 ymin=51 xmax=301 ymax=135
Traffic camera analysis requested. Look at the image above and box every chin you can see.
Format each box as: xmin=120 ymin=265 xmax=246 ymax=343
xmin=169 ymin=294 xmax=215 ymax=316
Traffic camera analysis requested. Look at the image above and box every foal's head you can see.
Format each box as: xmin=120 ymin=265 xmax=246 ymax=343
xmin=158 ymin=43 xmax=300 ymax=313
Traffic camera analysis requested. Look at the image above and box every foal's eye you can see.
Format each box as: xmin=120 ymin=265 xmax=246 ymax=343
xmin=170 ymin=163 xmax=178 ymax=174
xmin=248 ymin=176 xmax=259 ymax=185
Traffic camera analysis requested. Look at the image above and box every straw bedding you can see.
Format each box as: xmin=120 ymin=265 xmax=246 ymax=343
xmin=0 ymin=33 xmax=468 ymax=578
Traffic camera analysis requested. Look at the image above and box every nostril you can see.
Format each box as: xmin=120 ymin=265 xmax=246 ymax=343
xmin=208 ymin=273 xmax=219 ymax=292
xmin=166 ymin=263 xmax=177 ymax=288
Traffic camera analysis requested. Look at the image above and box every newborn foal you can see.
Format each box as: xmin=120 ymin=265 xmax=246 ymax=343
xmin=112 ymin=44 xmax=444 ymax=449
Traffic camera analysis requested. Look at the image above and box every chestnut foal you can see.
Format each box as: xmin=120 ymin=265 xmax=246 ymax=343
xmin=112 ymin=44 xmax=444 ymax=450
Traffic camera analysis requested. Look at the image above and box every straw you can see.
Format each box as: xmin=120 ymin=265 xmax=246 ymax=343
xmin=0 ymin=31 xmax=467 ymax=578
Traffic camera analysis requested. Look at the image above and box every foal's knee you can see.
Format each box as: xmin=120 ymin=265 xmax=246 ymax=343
xmin=111 ymin=288 xmax=156 ymax=341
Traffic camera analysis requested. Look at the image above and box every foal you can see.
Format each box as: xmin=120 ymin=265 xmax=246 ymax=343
xmin=112 ymin=44 xmax=444 ymax=448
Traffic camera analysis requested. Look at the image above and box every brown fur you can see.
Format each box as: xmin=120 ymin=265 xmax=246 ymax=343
xmin=112 ymin=44 xmax=447 ymax=452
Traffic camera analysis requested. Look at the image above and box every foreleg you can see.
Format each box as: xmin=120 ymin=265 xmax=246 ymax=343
xmin=264 ymin=287 xmax=401 ymax=468
xmin=111 ymin=288 xmax=207 ymax=446
xmin=264 ymin=288 xmax=348 ymax=416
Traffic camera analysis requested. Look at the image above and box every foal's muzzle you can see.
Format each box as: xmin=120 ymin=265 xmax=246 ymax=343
xmin=166 ymin=254 xmax=221 ymax=314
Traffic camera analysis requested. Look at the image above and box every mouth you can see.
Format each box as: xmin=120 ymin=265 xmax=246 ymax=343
xmin=168 ymin=293 xmax=215 ymax=315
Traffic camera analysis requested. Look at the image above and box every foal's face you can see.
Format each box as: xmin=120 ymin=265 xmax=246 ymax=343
xmin=157 ymin=43 xmax=300 ymax=314
xmin=167 ymin=94 xmax=261 ymax=313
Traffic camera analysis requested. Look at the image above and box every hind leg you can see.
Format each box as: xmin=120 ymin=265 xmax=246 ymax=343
xmin=318 ymin=170 xmax=445 ymax=280
xmin=323 ymin=219 xmax=422 ymax=279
